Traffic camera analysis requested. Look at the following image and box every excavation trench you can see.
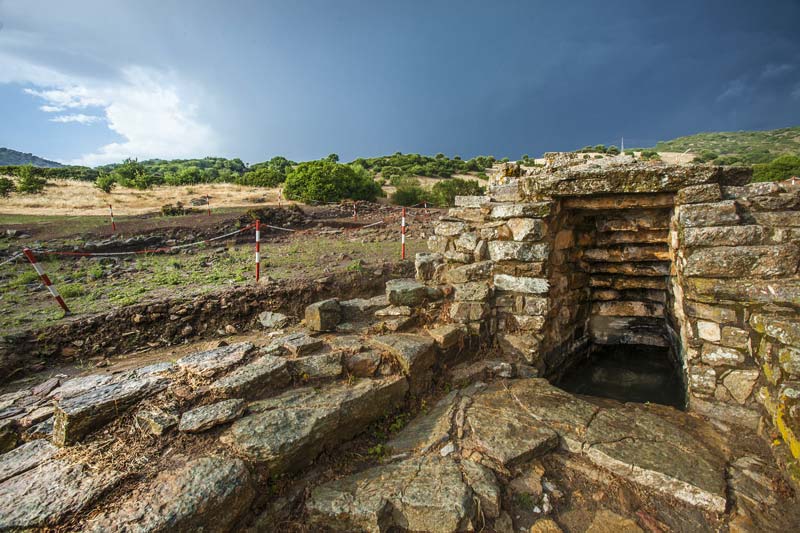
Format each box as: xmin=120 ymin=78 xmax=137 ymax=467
xmin=540 ymin=193 xmax=686 ymax=408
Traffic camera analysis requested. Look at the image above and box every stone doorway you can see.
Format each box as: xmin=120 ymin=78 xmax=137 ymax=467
xmin=543 ymin=193 xmax=686 ymax=407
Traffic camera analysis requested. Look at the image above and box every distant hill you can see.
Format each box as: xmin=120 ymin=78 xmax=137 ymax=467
xmin=0 ymin=147 xmax=63 ymax=168
xmin=653 ymin=126 xmax=800 ymax=165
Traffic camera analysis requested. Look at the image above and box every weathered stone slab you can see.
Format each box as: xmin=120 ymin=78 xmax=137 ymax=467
xmin=588 ymin=261 xmax=670 ymax=276
xmin=0 ymin=459 xmax=121 ymax=530
xmin=685 ymin=278 xmax=800 ymax=307
xmin=426 ymin=324 xmax=466 ymax=349
xmin=444 ymin=261 xmax=493 ymax=283
xmin=281 ymin=332 xmax=324 ymax=355
xmin=305 ymin=298 xmax=341 ymax=332
xmin=340 ymin=294 xmax=388 ymax=321
xmin=176 ymin=342 xmax=253 ymax=377
xmin=385 ymin=278 xmax=428 ymax=306
xmin=583 ymin=245 xmax=669 ymax=262
xmin=288 ymin=352 xmax=343 ymax=380
xmin=369 ymin=335 xmax=436 ymax=393
xmin=136 ymin=408 xmax=178 ymax=436
xmin=750 ymin=313 xmax=800 ymax=348
xmin=86 ymin=456 xmax=254 ymax=533
xmin=586 ymin=510 xmax=644 ymax=533
xmin=489 ymin=241 xmax=550 ymax=261
xmin=506 ymin=218 xmax=547 ymax=241
xmin=435 ymin=221 xmax=468 ymax=236
xmin=684 ymin=245 xmax=799 ymax=278
xmin=490 ymin=202 xmax=551 ymax=219
xmin=453 ymin=281 xmax=491 ymax=301
xmin=449 ymin=301 xmax=489 ymax=323
xmin=307 ymin=455 xmax=475 ymax=532
xmin=494 ymin=274 xmax=549 ymax=294
xmin=221 ymin=377 xmax=408 ymax=474
xmin=590 ymin=275 xmax=665 ymax=290
xmin=53 ymin=376 xmax=169 ymax=446
xmin=678 ymin=200 xmax=739 ymax=227
xmin=591 ymin=300 xmax=664 ymax=317
xmin=48 ymin=374 xmax=114 ymax=401
xmin=564 ymin=193 xmax=675 ymax=210
xmin=751 ymin=210 xmax=800 ymax=227
xmin=584 ymin=406 xmax=727 ymax=512
xmin=179 ymin=399 xmax=245 ymax=433
xmin=209 ymin=355 xmax=290 ymax=398
xmin=682 ymin=225 xmax=768 ymax=247
xmin=590 ymin=315 xmax=669 ymax=346
xmin=414 ymin=252 xmax=444 ymax=281
xmin=388 ymin=391 xmax=457 ymax=455
xmin=344 ymin=350 xmax=382 ymax=377
xmin=0 ymin=439 xmax=57 ymax=483
xmin=596 ymin=211 xmax=671 ymax=232
xmin=454 ymin=195 xmax=490 ymax=207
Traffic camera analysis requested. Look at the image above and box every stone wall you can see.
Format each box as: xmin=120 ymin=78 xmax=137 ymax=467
xmin=419 ymin=159 xmax=800 ymax=481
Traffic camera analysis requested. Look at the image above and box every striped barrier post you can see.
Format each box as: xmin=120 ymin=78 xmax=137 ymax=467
xmin=353 ymin=202 xmax=357 ymax=221
xmin=255 ymin=219 xmax=261 ymax=282
xmin=108 ymin=204 xmax=116 ymax=232
xmin=401 ymin=207 xmax=407 ymax=259
xmin=206 ymin=194 xmax=211 ymax=216
xmin=22 ymin=248 xmax=70 ymax=315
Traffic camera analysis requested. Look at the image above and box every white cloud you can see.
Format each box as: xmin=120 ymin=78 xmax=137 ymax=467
xmin=49 ymin=113 xmax=102 ymax=124
xmin=0 ymin=47 xmax=219 ymax=167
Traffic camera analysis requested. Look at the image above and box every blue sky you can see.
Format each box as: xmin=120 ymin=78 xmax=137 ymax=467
xmin=1 ymin=0 xmax=799 ymax=166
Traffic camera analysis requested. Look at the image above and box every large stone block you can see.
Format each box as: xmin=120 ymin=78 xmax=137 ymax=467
xmin=434 ymin=221 xmax=468 ymax=236
xmin=596 ymin=211 xmax=671 ymax=232
xmin=494 ymin=274 xmax=549 ymax=294
xmin=385 ymin=278 xmax=428 ymax=306
xmin=177 ymin=343 xmax=254 ymax=377
xmin=701 ymin=344 xmax=746 ymax=366
xmin=678 ymin=200 xmax=739 ymax=227
xmin=750 ymin=314 xmax=800 ymax=348
xmin=583 ymin=244 xmax=669 ymax=262
xmin=369 ymin=335 xmax=436 ymax=393
xmin=684 ymin=245 xmax=799 ymax=278
xmin=682 ymin=225 xmax=768 ymax=247
xmin=488 ymin=241 xmax=549 ymax=261
xmin=506 ymin=218 xmax=547 ymax=241
xmin=449 ymin=301 xmax=489 ymax=323
xmin=751 ymin=211 xmax=800 ymax=227
xmin=688 ymin=366 xmax=716 ymax=396
xmin=427 ymin=235 xmax=451 ymax=253
xmin=305 ymin=298 xmax=341 ymax=332
xmin=675 ymin=184 xmax=721 ymax=205
xmin=490 ymin=202 xmax=551 ymax=220
xmin=453 ymin=281 xmax=491 ymax=301
xmin=454 ymin=195 xmax=490 ymax=207
xmin=209 ymin=355 xmax=290 ymax=398
xmin=444 ymin=261 xmax=493 ymax=283
xmin=685 ymin=301 xmax=737 ymax=323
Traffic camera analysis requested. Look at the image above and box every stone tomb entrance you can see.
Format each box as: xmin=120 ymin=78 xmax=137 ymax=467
xmin=542 ymin=193 xmax=686 ymax=407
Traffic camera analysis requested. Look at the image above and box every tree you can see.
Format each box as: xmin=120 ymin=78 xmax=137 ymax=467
xmin=391 ymin=185 xmax=428 ymax=206
xmin=326 ymin=153 xmax=340 ymax=163
xmin=95 ymin=172 xmax=116 ymax=193
xmin=606 ymin=145 xmax=620 ymax=155
xmin=236 ymin=166 xmax=284 ymax=187
xmin=429 ymin=178 xmax=485 ymax=207
xmin=753 ymin=155 xmax=800 ymax=182
xmin=283 ymin=160 xmax=382 ymax=203
xmin=16 ymin=164 xmax=48 ymax=194
xmin=0 ymin=177 xmax=15 ymax=197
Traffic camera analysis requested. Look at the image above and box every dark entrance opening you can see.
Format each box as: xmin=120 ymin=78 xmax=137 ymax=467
xmin=556 ymin=344 xmax=685 ymax=408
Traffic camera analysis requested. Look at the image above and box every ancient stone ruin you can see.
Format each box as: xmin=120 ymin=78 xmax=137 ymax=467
xmin=1 ymin=155 xmax=799 ymax=531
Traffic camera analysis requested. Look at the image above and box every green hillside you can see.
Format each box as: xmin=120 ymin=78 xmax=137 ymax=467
xmin=0 ymin=147 xmax=63 ymax=168
xmin=654 ymin=126 xmax=800 ymax=165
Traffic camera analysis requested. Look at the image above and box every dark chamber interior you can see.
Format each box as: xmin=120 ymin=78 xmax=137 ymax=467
xmin=556 ymin=344 xmax=686 ymax=409
xmin=546 ymin=195 xmax=687 ymax=409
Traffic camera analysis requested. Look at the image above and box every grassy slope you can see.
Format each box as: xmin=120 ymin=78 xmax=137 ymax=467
xmin=653 ymin=126 xmax=800 ymax=164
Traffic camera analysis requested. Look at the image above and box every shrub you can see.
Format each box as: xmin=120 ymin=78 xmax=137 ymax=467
xmin=284 ymin=160 xmax=382 ymax=203
xmin=391 ymin=185 xmax=428 ymax=206
xmin=16 ymin=165 xmax=48 ymax=194
xmin=0 ymin=177 xmax=15 ymax=197
xmin=112 ymin=158 xmax=162 ymax=189
xmin=430 ymin=178 xmax=485 ymax=207
xmin=640 ymin=150 xmax=661 ymax=161
xmin=593 ymin=144 xmax=607 ymax=153
xmin=606 ymin=145 xmax=620 ymax=155
xmin=693 ymin=151 xmax=719 ymax=164
xmin=235 ymin=167 xmax=284 ymax=187
xmin=753 ymin=155 xmax=800 ymax=182
xmin=95 ymin=173 xmax=116 ymax=193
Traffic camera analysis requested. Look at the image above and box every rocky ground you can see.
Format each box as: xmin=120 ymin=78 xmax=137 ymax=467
xmin=0 ymin=277 xmax=797 ymax=532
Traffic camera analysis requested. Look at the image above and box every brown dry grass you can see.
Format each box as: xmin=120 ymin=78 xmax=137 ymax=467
xmin=0 ymin=179 xmax=287 ymax=216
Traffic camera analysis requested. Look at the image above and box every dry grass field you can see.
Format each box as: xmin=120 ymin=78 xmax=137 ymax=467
xmin=0 ymin=179 xmax=286 ymax=216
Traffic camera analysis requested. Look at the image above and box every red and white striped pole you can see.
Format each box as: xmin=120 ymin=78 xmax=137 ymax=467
xmin=278 ymin=189 xmax=282 ymax=207
xmin=255 ymin=219 xmax=261 ymax=282
xmin=353 ymin=202 xmax=357 ymax=221
xmin=22 ymin=248 xmax=70 ymax=315
xmin=401 ymin=207 xmax=407 ymax=260
xmin=108 ymin=204 xmax=116 ymax=232
xmin=206 ymin=194 xmax=211 ymax=216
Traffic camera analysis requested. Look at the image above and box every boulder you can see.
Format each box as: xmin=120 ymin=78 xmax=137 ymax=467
xmin=369 ymin=334 xmax=436 ymax=394
xmin=494 ymin=274 xmax=549 ymax=294
xmin=85 ymin=456 xmax=254 ymax=533
xmin=288 ymin=352 xmax=343 ymax=380
xmin=305 ymin=299 xmax=341 ymax=332
xmin=340 ymin=295 xmax=388 ymax=321
xmin=179 ymin=399 xmax=246 ymax=433
xmin=489 ymin=241 xmax=550 ymax=262
xmin=426 ymin=324 xmax=466 ymax=350
xmin=136 ymin=409 xmax=179 ymax=436
xmin=53 ymin=376 xmax=169 ymax=446
xmin=414 ymin=252 xmax=444 ymax=281
xmin=344 ymin=350 xmax=382 ymax=377
xmin=280 ymin=332 xmax=324 ymax=355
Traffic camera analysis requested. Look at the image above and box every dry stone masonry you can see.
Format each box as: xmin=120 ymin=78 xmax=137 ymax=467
xmin=1 ymin=156 xmax=799 ymax=532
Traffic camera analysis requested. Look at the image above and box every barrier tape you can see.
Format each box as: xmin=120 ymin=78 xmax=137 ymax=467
xmin=32 ymin=224 xmax=255 ymax=258
xmin=262 ymin=224 xmax=296 ymax=232
xmin=0 ymin=252 xmax=23 ymax=267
